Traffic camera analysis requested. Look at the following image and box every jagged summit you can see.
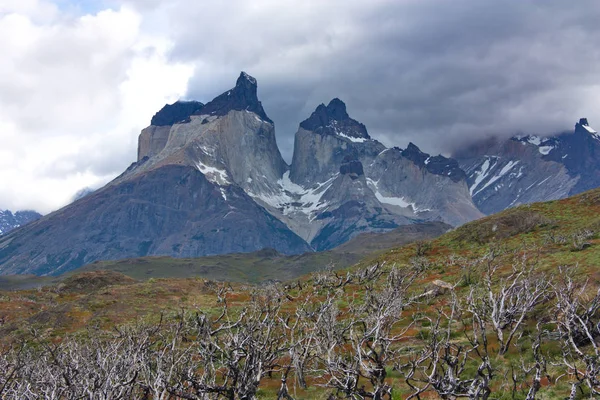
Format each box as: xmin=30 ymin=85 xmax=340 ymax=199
xmin=238 ymin=71 xmax=257 ymax=86
xmin=198 ymin=71 xmax=272 ymax=123
xmin=576 ymin=117 xmax=597 ymax=134
xmin=300 ymin=98 xmax=370 ymax=140
xmin=151 ymin=101 xmax=204 ymax=126
xmin=401 ymin=143 xmax=428 ymax=165
xmin=402 ymin=143 xmax=466 ymax=182
xmin=0 ymin=209 xmax=41 ymax=236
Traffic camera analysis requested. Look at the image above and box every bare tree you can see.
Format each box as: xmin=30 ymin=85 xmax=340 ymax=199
xmin=402 ymin=290 xmax=495 ymax=400
xmin=172 ymin=284 xmax=291 ymax=400
xmin=312 ymin=265 xmax=420 ymax=399
xmin=553 ymin=267 xmax=600 ymax=399
xmin=467 ymin=250 xmax=549 ymax=355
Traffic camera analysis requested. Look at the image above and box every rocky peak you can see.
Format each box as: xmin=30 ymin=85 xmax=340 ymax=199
xmin=151 ymin=101 xmax=204 ymax=126
xmin=401 ymin=143 xmax=428 ymax=165
xmin=299 ymin=98 xmax=370 ymax=140
xmin=402 ymin=143 xmax=465 ymax=182
xmin=575 ymin=117 xmax=597 ymax=135
xmin=0 ymin=209 xmax=42 ymax=236
xmin=198 ymin=71 xmax=272 ymax=123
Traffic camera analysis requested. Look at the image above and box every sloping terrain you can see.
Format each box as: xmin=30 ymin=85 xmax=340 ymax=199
xmin=0 ymin=221 xmax=449 ymax=290
xmin=1 ymin=189 xmax=600 ymax=398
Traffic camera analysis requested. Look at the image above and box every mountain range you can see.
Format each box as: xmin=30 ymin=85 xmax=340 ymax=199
xmin=455 ymin=118 xmax=600 ymax=214
xmin=1 ymin=72 xmax=599 ymax=276
xmin=0 ymin=210 xmax=41 ymax=236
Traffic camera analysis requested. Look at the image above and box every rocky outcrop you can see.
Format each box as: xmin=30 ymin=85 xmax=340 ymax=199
xmin=151 ymin=101 xmax=204 ymax=126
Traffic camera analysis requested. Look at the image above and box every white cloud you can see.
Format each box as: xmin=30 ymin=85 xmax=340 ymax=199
xmin=0 ymin=1 xmax=193 ymax=213
xmin=2 ymin=0 xmax=600 ymax=213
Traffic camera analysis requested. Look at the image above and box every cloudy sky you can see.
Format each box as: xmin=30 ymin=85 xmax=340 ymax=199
xmin=2 ymin=0 xmax=600 ymax=214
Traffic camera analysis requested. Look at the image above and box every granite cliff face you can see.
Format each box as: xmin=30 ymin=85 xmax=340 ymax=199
xmin=0 ymin=72 xmax=482 ymax=276
xmin=454 ymin=118 xmax=600 ymax=215
xmin=0 ymin=73 xmax=309 ymax=275
xmin=250 ymin=99 xmax=482 ymax=250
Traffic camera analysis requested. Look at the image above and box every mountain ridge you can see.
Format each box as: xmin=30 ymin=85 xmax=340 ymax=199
xmin=454 ymin=117 xmax=600 ymax=214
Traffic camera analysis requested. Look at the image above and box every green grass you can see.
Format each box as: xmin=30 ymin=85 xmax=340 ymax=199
xmin=3 ymin=190 xmax=600 ymax=398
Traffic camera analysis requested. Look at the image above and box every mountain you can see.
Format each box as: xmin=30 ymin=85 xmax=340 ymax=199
xmin=251 ymin=98 xmax=482 ymax=249
xmin=0 ymin=73 xmax=310 ymax=276
xmin=0 ymin=72 xmax=481 ymax=276
xmin=0 ymin=210 xmax=41 ymax=236
xmin=454 ymin=118 xmax=600 ymax=214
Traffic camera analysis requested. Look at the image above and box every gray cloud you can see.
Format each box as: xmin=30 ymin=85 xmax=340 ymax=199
xmin=3 ymin=0 xmax=600 ymax=213
xmin=130 ymin=0 xmax=600 ymax=159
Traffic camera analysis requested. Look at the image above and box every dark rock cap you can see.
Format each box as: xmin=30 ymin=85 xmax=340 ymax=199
xmin=575 ymin=117 xmax=597 ymax=135
xmin=151 ymin=101 xmax=204 ymax=126
xmin=300 ymin=98 xmax=370 ymax=140
xmin=197 ymin=71 xmax=273 ymax=123
xmin=402 ymin=143 xmax=466 ymax=182
xmin=401 ymin=143 xmax=428 ymax=165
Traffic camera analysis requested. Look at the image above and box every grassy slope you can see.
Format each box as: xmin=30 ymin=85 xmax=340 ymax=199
xmin=1 ymin=192 xmax=600 ymax=397
xmin=2 ymin=192 xmax=599 ymax=338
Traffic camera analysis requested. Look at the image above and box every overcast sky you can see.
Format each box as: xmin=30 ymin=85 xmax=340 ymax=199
xmin=2 ymin=0 xmax=600 ymax=214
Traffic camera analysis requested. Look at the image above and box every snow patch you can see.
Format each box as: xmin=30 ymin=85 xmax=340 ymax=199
xmin=326 ymin=120 xmax=369 ymax=143
xmin=373 ymin=192 xmax=411 ymax=208
xmin=582 ymin=124 xmax=597 ymax=134
xmin=248 ymin=171 xmax=335 ymax=219
xmin=469 ymin=158 xmax=493 ymax=196
xmin=219 ymin=188 xmax=228 ymax=201
xmin=472 ymin=160 xmax=519 ymax=197
xmin=195 ymin=161 xmax=231 ymax=186
xmin=367 ymin=178 xmax=430 ymax=212
xmin=538 ymin=145 xmax=554 ymax=155
xmin=337 ymin=132 xmax=368 ymax=143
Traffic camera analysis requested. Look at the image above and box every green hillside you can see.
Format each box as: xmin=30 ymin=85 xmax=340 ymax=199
xmin=1 ymin=191 xmax=600 ymax=398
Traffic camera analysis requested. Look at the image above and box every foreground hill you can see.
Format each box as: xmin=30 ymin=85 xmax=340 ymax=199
xmin=1 ymin=189 xmax=600 ymax=398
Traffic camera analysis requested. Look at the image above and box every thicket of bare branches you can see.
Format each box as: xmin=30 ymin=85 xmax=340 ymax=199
xmin=1 ymin=254 xmax=599 ymax=399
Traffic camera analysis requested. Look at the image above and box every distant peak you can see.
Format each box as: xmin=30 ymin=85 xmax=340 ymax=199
xmin=198 ymin=71 xmax=272 ymax=123
xmin=326 ymin=98 xmax=349 ymax=119
xmin=238 ymin=71 xmax=257 ymax=86
xmin=404 ymin=142 xmax=423 ymax=153
xmin=576 ymin=117 xmax=597 ymax=134
xmin=299 ymin=98 xmax=369 ymax=140
xmin=402 ymin=142 xmax=429 ymax=165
